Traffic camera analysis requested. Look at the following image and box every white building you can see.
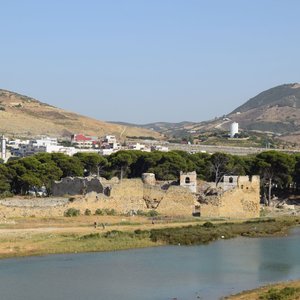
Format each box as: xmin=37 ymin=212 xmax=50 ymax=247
xmin=32 ymin=137 xmax=58 ymax=147
xmin=151 ymin=145 xmax=169 ymax=152
xmin=99 ymin=148 xmax=115 ymax=156
xmin=104 ymin=135 xmax=117 ymax=143
xmin=128 ymin=143 xmax=151 ymax=152
xmin=230 ymin=122 xmax=239 ymax=138
xmin=1 ymin=135 xmax=6 ymax=160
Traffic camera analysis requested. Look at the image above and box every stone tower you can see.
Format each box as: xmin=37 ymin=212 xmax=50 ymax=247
xmin=180 ymin=171 xmax=197 ymax=193
xmin=142 ymin=173 xmax=156 ymax=186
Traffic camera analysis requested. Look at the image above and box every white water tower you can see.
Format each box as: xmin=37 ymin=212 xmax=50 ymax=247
xmin=1 ymin=135 xmax=6 ymax=160
xmin=230 ymin=122 xmax=239 ymax=138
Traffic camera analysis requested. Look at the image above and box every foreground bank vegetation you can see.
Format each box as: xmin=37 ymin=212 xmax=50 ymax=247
xmin=0 ymin=150 xmax=300 ymax=204
xmin=1 ymin=217 xmax=299 ymax=259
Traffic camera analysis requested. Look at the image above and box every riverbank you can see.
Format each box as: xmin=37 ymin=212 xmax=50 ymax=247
xmin=0 ymin=215 xmax=299 ymax=259
xmin=224 ymin=280 xmax=300 ymax=299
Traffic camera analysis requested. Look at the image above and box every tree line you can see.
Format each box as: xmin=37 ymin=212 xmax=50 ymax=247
xmin=0 ymin=150 xmax=300 ymax=203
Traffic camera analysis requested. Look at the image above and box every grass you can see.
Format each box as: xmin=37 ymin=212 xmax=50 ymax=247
xmin=225 ymin=280 xmax=300 ymax=300
xmin=0 ymin=231 xmax=158 ymax=259
xmin=0 ymin=216 xmax=298 ymax=259
xmin=149 ymin=217 xmax=300 ymax=245
xmin=260 ymin=287 xmax=300 ymax=300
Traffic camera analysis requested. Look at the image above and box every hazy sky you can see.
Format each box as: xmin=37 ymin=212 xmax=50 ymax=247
xmin=1 ymin=0 xmax=299 ymax=124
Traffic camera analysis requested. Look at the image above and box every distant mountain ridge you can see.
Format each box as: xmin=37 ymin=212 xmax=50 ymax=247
xmin=112 ymin=83 xmax=300 ymax=143
xmin=227 ymin=83 xmax=300 ymax=138
xmin=0 ymin=89 xmax=162 ymax=139
xmin=232 ymin=83 xmax=300 ymax=113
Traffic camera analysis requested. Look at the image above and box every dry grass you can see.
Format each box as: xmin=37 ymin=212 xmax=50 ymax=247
xmin=0 ymin=215 xmax=298 ymax=259
xmin=225 ymin=280 xmax=300 ymax=299
xmin=0 ymin=89 xmax=162 ymax=139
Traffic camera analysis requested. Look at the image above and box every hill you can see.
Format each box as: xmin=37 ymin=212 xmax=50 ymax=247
xmin=113 ymin=83 xmax=300 ymax=145
xmin=0 ymin=89 xmax=162 ymax=140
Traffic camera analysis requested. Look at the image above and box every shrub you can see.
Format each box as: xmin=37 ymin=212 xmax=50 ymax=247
xmin=84 ymin=209 xmax=92 ymax=216
xmin=259 ymin=287 xmax=300 ymax=300
xmin=136 ymin=210 xmax=145 ymax=216
xmin=80 ymin=233 xmax=101 ymax=240
xmin=95 ymin=209 xmax=104 ymax=215
xmin=202 ymin=221 xmax=214 ymax=228
xmin=147 ymin=210 xmax=159 ymax=217
xmin=64 ymin=208 xmax=80 ymax=217
xmin=0 ymin=191 xmax=13 ymax=199
xmin=103 ymin=208 xmax=117 ymax=216
xmin=135 ymin=210 xmax=159 ymax=217
xmin=104 ymin=230 xmax=123 ymax=238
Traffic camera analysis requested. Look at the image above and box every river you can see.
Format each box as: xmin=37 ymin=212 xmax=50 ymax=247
xmin=0 ymin=228 xmax=300 ymax=300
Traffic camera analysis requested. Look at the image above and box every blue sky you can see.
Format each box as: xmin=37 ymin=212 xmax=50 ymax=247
xmin=1 ymin=0 xmax=299 ymax=123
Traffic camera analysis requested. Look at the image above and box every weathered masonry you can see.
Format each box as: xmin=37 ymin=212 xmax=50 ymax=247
xmin=50 ymin=172 xmax=260 ymax=218
xmin=0 ymin=173 xmax=260 ymax=219
xmin=198 ymin=175 xmax=260 ymax=219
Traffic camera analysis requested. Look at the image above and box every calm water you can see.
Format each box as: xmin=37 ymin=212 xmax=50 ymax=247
xmin=0 ymin=228 xmax=300 ymax=300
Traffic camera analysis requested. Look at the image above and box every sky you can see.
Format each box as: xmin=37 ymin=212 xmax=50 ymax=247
xmin=0 ymin=0 xmax=300 ymax=124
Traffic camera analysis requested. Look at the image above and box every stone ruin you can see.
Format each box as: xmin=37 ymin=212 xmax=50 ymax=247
xmin=197 ymin=175 xmax=260 ymax=218
xmin=0 ymin=172 xmax=260 ymax=219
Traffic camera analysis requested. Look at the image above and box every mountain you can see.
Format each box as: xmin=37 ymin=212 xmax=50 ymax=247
xmin=0 ymin=89 xmax=162 ymax=140
xmin=232 ymin=83 xmax=300 ymax=113
xmin=111 ymin=121 xmax=196 ymax=137
xmin=227 ymin=83 xmax=300 ymax=142
xmin=112 ymin=83 xmax=300 ymax=144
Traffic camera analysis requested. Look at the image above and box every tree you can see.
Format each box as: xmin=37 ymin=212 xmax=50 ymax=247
xmin=74 ymin=153 xmax=108 ymax=176
xmin=148 ymin=151 xmax=194 ymax=180
xmin=190 ymin=152 xmax=211 ymax=180
xmin=293 ymin=154 xmax=300 ymax=191
xmin=209 ymin=152 xmax=233 ymax=185
xmin=7 ymin=157 xmax=43 ymax=194
xmin=0 ymin=164 xmax=11 ymax=194
xmin=108 ymin=151 xmax=137 ymax=179
xmin=7 ymin=154 xmax=63 ymax=195
xmin=51 ymin=153 xmax=83 ymax=177
xmin=254 ymin=151 xmax=295 ymax=205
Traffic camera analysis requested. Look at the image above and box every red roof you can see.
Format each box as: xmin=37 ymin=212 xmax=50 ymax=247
xmin=72 ymin=134 xmax=92 ymax=142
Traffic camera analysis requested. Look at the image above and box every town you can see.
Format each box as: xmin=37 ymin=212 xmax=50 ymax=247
xmin=0 ymin=133 xmax=169 ymax=162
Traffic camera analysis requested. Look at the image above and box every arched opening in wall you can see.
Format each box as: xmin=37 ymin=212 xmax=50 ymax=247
xmin=229 ymin=177 xmax=233 ymax=183
xmin=185 ymin=177 xmax=190 ymax=184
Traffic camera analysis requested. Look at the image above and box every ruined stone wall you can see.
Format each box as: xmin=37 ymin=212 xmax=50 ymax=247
xmin=0 ymin=175 xmax=260 ymax=219
xmin=200 ymin=176 xmax=260 ymax=218
xmin=107 ymin=179 xmax=147 ymax=212
xmin=143 ymin=185 xmax=165 ymax=209
xmin=52 ymin=177 xmax=103 ymax=196
xmin=0 ymin=178 xmax=197 ymax=218
xmin=157 ymin=186 xmax=196 ymax=216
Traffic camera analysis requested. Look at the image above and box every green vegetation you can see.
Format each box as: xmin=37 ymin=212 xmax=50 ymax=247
xmin=64 ymin=208 xmax=80 ymax=217
xmin=94 ymin=208 xmax=117 ymax=216
xmin=136 ymin=210 xmax=159 ymax=217
xmin=1 ymin=149 xmax=300 ymax=204
xmin=95 ymin=208 xmax=104 ymax=215
xmin=226 ymin=280 xmax=300 ymax=299
xmin=0 ymin=217 xmax=298 ymax=260
xmin=126 ymin=136 xmax=156 ymax=140
xmin=149 ymin=218 xmax=300 ymax=245
xmin=259 ymin=287 xmax=300 ymax=300
xmin=84 ymin=209 xmax=92 ymax=216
